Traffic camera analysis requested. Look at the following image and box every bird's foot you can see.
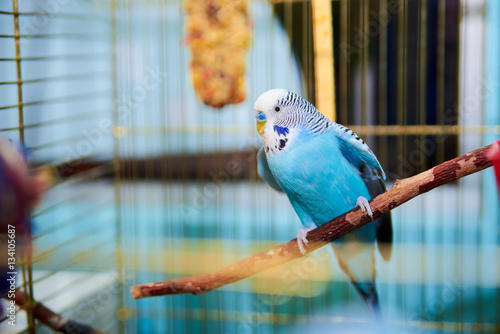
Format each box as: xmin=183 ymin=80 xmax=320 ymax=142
xmin=297 ymin=223 xmax=317 ymax=255
xmin=356 ymin=196 xmax=373 ymax=220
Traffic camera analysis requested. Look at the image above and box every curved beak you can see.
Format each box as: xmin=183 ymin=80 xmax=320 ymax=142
xmin=255 ymin=111 xmax=266 ymax=136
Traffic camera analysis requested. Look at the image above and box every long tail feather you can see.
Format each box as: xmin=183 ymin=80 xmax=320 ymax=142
xmin=348 ymin=280 xmax=382 ymax=320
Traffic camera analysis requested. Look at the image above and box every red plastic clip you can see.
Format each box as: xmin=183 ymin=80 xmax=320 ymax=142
xmin=488 ymin=140 xmax=500 ymax=200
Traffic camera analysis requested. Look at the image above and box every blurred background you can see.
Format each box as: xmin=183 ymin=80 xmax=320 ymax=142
xmin=0 ymin=0 xmax=499 ymax=333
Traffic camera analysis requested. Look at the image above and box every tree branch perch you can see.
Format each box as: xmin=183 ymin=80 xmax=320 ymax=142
xmin=131 ymin=144 xmax=494 ymax=299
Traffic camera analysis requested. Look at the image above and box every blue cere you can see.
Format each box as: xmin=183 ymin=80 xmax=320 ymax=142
xmin=255 ymin=111 xmax=266 ymax=121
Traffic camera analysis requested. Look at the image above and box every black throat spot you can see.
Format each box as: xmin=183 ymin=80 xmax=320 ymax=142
xmin=278 ymin=138 xmax=288 ymax=150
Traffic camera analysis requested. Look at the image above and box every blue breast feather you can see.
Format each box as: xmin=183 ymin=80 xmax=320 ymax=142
xmin=273 ymin=125 xmax=289 ymax=137
xmin=266 ymin=130 xmax=376 ymax=242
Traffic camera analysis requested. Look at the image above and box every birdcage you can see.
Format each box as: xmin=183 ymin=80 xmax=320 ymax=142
xmin=0 ymin=0 xmax=499 ymax=333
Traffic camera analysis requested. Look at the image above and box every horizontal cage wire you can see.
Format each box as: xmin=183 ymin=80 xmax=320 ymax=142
xmin=0 ymin=0 xmax=499 ymax=334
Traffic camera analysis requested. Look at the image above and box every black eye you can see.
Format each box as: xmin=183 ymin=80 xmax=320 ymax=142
xmin=275 ymin=106 xmax=280 ymax=112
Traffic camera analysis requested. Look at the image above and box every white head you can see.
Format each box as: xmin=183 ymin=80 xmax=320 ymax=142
xmin=254 ymin=89 xmax=287 ymax=137
xmin=253 ymin=89 xmax=325 ymax=139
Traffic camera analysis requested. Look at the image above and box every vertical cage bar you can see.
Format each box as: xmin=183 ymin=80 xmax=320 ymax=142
xmin=339 ymin=0 xmax=348 ymax=122
xmin=436 ymin=1 xmax=447 ymax=324
xmin=396 ymin=0 xmax=405 ymax=154
xmin=418 ymin=0 xmax=428 ymax=322
xmin=12 ymin=0 xmax=35 ymax=333
xmin=361 ymin=0 xmax=368 ymax=126
xmin=418 ymin=0 xmax=428 ymax=156
xmin=396 ymin=0 xmax=407 ymax=316
xmin=12 ymin=0 xmax=24 ymax=146
xmin=436 ymin=0 xmax=446 ymax=161
xmin=110 ymin=0 xmax=125 ymax=332
xmin=456 ymin=0 xmax=466 ymax=326
xmin=312 ymin=0 xmax=336 ymax=121
xmin=378 ymin=0 xmax=388 ymax=175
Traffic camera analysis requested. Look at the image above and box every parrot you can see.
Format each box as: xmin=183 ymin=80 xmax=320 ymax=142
xmin=254 ymin=89 xmax=392 ymax=316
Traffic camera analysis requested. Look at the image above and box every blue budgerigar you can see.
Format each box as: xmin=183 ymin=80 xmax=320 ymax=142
xmin=254 ymin=89 xmax=392 ymax=315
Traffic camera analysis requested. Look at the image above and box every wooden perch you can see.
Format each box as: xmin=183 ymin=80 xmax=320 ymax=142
xmin=131 ymin=144 xmax=494 ymax=299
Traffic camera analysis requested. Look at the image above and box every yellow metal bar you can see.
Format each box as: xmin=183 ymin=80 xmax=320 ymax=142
xmin=110 ymin=0 xmax=125 ymax=332
xmin=361 ymin=0 xmax=368 ymax=125
xmin=436 ymin=0 xmax=446 ymax=162
xmin=32 ymin=223 xmax=114 ymax=265
xmin=32 ymin=185 xmax=107 ymax=218
xmin=31 ymin=248 xmax=116 ymax=286
xmin=12 ymin=1 xmax=35 ymax=332
xmin=116 ymin=124 xmax=500 ymax=136
xmin=0 ymin=71 xmax=111 ymax=85
xmin=0 ymin=33 xmax=109 ymax=39
xmin=0 ymin=53 xmax=110 ymax=61
xmin=0 ymin=110 xmax=106 ymax=132
xmin=0 ymin=10 xmax=109 ymax=21
xmin=37 ymin=267 xmax=116 ymax=304
xmin=378 ymin=0 xmax=389 ymax=174
xmin=0 ymin=90 xmax=111 ymax=112
xmin=32 ymin=199 xmax=112 ymax=241
xmin=339 ymin=0 xmax=348 ymax=122
xmin=311 ymin=0 xmax=336 ymax=121
xmin=12 ymin=0 xmax=23 ymax=146
xmin=27 ymin=133 xmax=93 ymax=151
xmin=47 ymin=162 xmax=114 ymax=189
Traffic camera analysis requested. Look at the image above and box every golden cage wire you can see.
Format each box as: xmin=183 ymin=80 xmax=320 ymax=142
xmin=1 ymin=0 xmax=499 ymax=333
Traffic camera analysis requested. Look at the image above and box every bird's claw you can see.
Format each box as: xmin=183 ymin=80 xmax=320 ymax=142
xmin=356 ymin=196 xmax=373 ymax=220
xmin=296 ymin=223 xmax=317 ymax=255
